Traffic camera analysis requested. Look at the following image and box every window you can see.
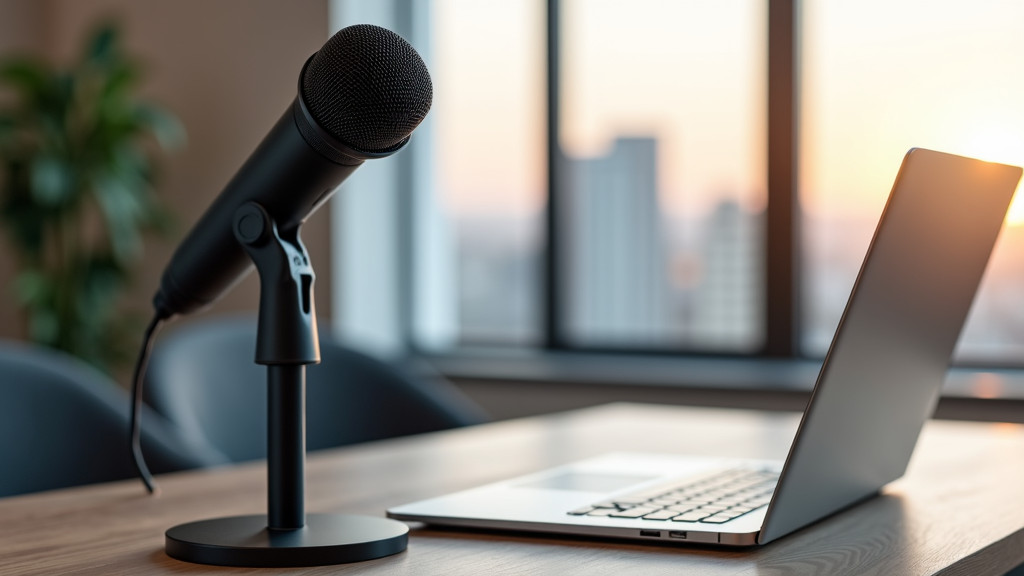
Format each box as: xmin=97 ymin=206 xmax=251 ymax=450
xmin=801 ymin=0 xmax=1024 ymax=361
xmin=558 ymin=0 xmax=766 ymax=351
xmin=433 ymin=0 xmax=545 ymax=345
xmin=336 ymin=0 xmax=1024 ymax=369
xmin=430 ymin=0 xmax=771 ymax=353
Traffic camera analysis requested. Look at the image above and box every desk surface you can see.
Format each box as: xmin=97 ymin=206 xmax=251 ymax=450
xmin=2 ymin=403 xmax=1023 ymax=575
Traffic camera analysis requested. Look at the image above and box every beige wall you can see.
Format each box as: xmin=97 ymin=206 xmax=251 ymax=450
xmin=0 ymin=0 xmax=333 ymax=340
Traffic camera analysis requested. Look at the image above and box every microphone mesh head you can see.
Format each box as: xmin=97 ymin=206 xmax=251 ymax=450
xmin=301 ymin=24 xmax=433 ymax=154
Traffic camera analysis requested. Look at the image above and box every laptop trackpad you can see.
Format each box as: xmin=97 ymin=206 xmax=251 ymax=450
xmin=515 ymin=472 xmax=659 ymax=493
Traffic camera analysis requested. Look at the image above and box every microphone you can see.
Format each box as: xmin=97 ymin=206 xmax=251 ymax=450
xmin=152 ymin=24 xmax=432 ymax=318
xmin=131 ymin=23 xmax=430 ymax=498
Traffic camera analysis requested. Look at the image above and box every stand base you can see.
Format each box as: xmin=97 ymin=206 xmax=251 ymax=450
xmin=165 ymin=514 xmax=408 ymax=567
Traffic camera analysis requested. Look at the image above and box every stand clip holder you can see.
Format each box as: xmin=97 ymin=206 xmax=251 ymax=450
xmin=164 ymin=202 xmax=408 ymax=567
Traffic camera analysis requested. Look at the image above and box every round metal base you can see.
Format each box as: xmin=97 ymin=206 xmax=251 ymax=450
xmin=165 ymin=514 xmax=408 ymax=567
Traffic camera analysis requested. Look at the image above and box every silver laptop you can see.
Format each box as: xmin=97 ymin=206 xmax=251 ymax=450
xmin=388 ymin=148 xmax=1022 ymax=546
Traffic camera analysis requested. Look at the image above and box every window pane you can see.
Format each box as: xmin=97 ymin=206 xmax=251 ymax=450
xmin=801 ymin=1 xmax=1024 ymax=361
xmin=560 ymin=0 xmax=766 ymax=350
xmin=433 ymin=0 xmax=545 ymax=345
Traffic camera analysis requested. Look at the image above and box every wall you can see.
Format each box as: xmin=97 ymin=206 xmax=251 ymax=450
xmin=0 ymin=0 xmax=333 ymax=343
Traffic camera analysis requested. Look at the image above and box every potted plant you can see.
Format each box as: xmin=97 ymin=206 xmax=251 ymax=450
xmin=0 ymin=22 xmax=183 ymax=372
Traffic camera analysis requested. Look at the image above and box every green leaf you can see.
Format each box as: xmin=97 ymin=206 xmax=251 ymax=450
xmin=0 ymin=59 xmax=53 ymax=103
xmin=0 ymin=20 xmax=182 ymax=373
xmin=12 ymin=269 xmax=51 ymax=306
xmin=85 ymin=23 xmax=120 ymax=66
xmin=1 ymin=163 xmax=50 ymax=256
xmin=91 ymin=171 xmax=145 ymax=262
xmin=77 ymin=255 xmax=124 ymax=312
xmin=100 ymin=60 xmax=140 ymax=100
xmin=134 ymin=104 xmax=186 ymax=150
xmin=29 ymin=155 xmax=74 ymax=206
xmin=55 ymin=71 xmax=74 ymax=106
xmin=0 ymin=113 xmax=15 ymax=138
xmin=28 ymin=308 xmax=60 ymax=346
xmin=0 ymin=160 xmax=47 ymax=259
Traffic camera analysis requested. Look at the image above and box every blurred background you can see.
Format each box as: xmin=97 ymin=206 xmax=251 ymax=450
xmin=0 ymin=0 xmax=335 ymax=357
xmin=2 ymin=0 xmax=1024 ymax=418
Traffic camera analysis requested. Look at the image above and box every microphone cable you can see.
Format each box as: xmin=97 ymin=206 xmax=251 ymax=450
xmin=130 ymin=311 xmax=168 ymax=494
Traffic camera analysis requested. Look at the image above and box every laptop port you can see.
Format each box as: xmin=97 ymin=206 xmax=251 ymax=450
xmin=668 ymin=531 xmax=688 ymax=539
xmin=639 ymin=530 xmax=661 ymax=538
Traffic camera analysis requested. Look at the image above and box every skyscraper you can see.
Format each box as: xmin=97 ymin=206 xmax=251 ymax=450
xmin=564 ymin=137 xmax=672 ymax=344
xmin=690 ymin=199 xmax=762 ymax=348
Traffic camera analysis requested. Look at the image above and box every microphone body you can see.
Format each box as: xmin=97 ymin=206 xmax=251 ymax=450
xmin=152 ymin=24 xmax=432 ymax=318
xmin=155 ymin=97 xmax=361 ymax=317
xmin=134 ymin=23 xmax=431 ymax=506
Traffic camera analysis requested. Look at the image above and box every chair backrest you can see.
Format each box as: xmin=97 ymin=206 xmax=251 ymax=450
xmin=144 ymin=315 xmax=488 ymax=463
xmin=0 ymin=340 xmax=225 ymax=498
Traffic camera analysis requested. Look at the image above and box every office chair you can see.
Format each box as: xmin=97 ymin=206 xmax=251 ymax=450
xmin=0 ymin=340 xmax=226 ymax=498
xmin=143 ymin=315 xmax=489 ymax=463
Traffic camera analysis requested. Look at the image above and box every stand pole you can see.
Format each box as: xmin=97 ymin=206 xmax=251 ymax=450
xmin=164 ymin=202 xmax=408 ymax=567
xmin=267 ymin=365 xmax=305 ymax=531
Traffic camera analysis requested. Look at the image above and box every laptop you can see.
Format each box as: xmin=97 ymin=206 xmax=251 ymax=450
xmin=388 ymin=148 xmax=1022 ymax=546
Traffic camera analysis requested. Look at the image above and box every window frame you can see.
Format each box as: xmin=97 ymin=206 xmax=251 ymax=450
xmin=539 ymin=0 xmax=798 ymax=357
xmin=327 ymin=0 xmax=1024 ymax=417
xmin=336 ymin=0 xmax=1024 ymax=373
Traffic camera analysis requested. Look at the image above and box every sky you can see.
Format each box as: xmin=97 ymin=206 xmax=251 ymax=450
xmin=432 ymin=0 xmax=1024 ymax=224
xmin=432 ymin=0 xmax=545 ymax=215
xmin=432 ymin=0 xmax=764 ymax=218
xmin=801 ymin=0 xmax=1024 ymax=225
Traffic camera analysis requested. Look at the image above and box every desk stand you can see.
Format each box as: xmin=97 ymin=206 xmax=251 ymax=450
xmin=164 ymin=202 xmax=408 ymax=567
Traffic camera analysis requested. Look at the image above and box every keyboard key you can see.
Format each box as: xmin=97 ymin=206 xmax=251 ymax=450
xmin=609 ymin=507 xmax=659 ymax=518
xmin=642 ymin=509 xmax=680 ymax=521
xmin=717 ymin=511 xmax=746 ymax=521
xmin=611 ymin=497 xmax=653 ymax=507
xmin=700 ymin=514 xmax=735 ymax=524
xmin=592 ymin=501 xmax=624 ymax=509
xmin=572 ymin=467 xmax=780 ymax=520
xmin=672 ymin=510 xmax=713 ymax=522
xmin=729 ymin=504 xmax=767 ymax=519
xmin=675 ymin=499 xmax=712 ymax=507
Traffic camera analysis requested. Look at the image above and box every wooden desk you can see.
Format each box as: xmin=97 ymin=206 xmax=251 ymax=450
xmin=2 ymin=403 xmax=1023 ymax=575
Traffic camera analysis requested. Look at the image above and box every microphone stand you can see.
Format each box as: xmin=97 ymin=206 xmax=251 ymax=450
xmin=164 ymin=202 xmax=409 ymax=567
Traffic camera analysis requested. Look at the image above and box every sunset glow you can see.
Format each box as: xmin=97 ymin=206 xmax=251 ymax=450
xmin=801 ymin=0 xmax=1024 ymax=358
xmin=961 ymin=125 xmax=1024 ymax=226
xmin=801 ymin=0 xmax=1024 ymax=222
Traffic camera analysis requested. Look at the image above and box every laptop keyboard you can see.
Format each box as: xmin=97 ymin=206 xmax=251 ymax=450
xmin=567 ymin=468 xmax=779 ymax=524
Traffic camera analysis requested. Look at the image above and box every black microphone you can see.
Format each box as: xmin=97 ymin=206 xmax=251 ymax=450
xmin=153 ymin=24 xmax=432 ymax=318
